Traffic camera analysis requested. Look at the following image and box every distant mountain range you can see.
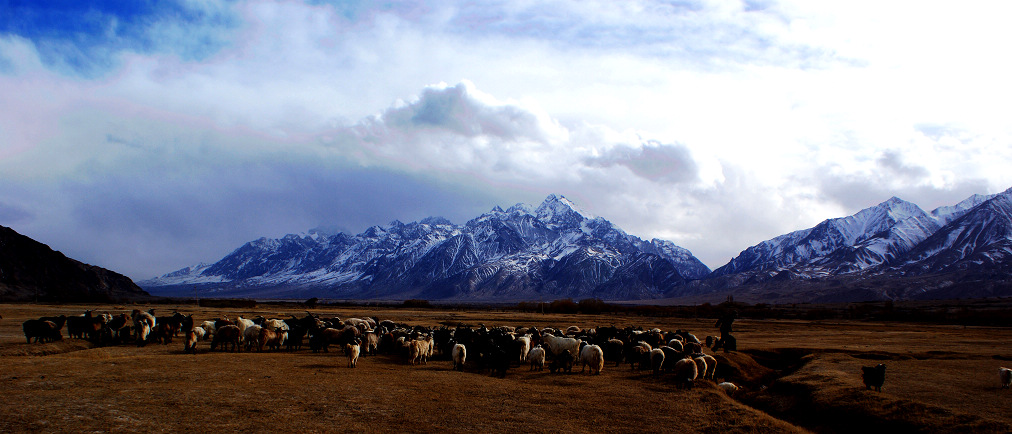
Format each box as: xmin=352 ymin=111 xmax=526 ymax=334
xmin=0 ymin=225 xmax=150 ymax=302
xmin=140 ymin=188 xmax=1012 ymax=303
xmin=141 ymin=195 xmax=710 ymax=301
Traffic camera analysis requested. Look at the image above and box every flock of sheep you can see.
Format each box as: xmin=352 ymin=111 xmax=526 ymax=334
xmin=21 ymin=308 xmax=1012 ymax=393
xmin=20 ymin=308 xmax=740 ymax=392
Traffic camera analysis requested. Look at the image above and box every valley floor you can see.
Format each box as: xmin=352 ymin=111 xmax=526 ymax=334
xmin=1 ymin=303 xmax=1011 ymax=432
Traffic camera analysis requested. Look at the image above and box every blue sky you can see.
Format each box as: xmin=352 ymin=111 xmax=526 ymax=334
xmin=2 ymin=0 xmax=1012 ymax=279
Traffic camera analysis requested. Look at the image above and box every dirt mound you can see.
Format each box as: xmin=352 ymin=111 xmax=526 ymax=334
xmin=0 ymin=339 xmax=95 ymax=357
xmin=712 ymin=351 xmax=777 ymax=387
xmin=746 ymin=352 xmax=1012 ymax=433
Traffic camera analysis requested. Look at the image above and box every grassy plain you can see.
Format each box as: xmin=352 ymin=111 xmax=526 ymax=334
xmin=2 ymin=303 xmax=1011 ymax=433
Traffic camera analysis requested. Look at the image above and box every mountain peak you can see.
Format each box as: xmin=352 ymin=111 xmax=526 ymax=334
xmin=535 ymin=194 xmax=593 ymax=226
xmin=420 ymin=216 xmax=452 ymax=226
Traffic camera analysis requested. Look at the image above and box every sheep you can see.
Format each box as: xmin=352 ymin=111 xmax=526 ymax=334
xmin=135 ymin=321 xmax=151 ymax=347
xmin=673 ymin=357 xmax=698 ymax=389
xmin=362 ymin=331 xmax=380 ymax=356
xmin=185 ymin=327 xmax=206 ymax=353
xmin=66 ymin=311 xmax=91 ymax=339
xmin=151 ymin=322 xmax=174 ymax=345
xmin=243 ymin=324 xmax=263 ymax=351
xmin=409 ymin=338 xmax=431 ymax=365
xmin=650 ymin=348 xmax=666 ymax=376
xmin=630 ymin=344 xmax=652 ymax=372
xmin=107 ymin=314 xmax=130 ymax=344
xmin=549 ymin=349 xmax=574 ymax=374
xmin=1001 ymin=367 xmax=1012 ymax=389
xmin=700 ymin=354 xmax=717 ymax=380
xmin=22 ymin=319 xmax=62 ymax=343
xmin=604 ymin=338 xmax=625 ymax=366
xmin=211 ymin=325 xmax=241 ymax=352
xmin=262 ymin=318 xmax=289 ymax=331
xmin=862 ymin=364 xmax=886 ymax=392
xmin=542 ymin=334 xmax=582 ymax=361
xmin=692 ymin=356 xmax=708 ymax=381
xmin=309 ymin=327 xmax=344 ymax=353
xmin=452 ymin=343 xmax=467 ymax=371
xmin=528 ymin=345 xmax=546 ymax=371
xmin=131 ymin=309 xmax=156 ymax=344
xmin=580 ymin=344 xmax=605 ymax=375
xmin=516 ymin=336 xmax=531 ymax=363
xmin=199 ymin=320 xmax=217 ymax=334
xmin=345 ymin=338 xmax=361 ymax=368
xmin=666 ymin=339 xmax=684 ymax=353
xmin=717 ymin=382 xmax=739 ymax=394
xmin=258 ymin=327 xmax=287 ymax=352
xmin=659 ymin=346 xmax=681 ymax=373
xmin=235 ymin=316 xmax=256 ymax=343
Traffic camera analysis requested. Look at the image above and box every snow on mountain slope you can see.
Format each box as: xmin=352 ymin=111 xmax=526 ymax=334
xmin=895 ymin=187 xmax=1012 ymax=274
xmin=141 ymin=195 xmax=710 ymax=300
xmin=930 ymin=193 xmax=996 ymax=225
xmin=711 ymin=197 xmax=931 ymax=276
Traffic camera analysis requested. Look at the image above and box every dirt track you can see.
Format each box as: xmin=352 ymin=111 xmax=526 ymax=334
xmin=2 ymin=303 xmax=1011 ymax=433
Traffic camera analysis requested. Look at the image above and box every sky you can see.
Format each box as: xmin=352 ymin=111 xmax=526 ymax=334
xmin=2 ymin=0 xmax=1011 ymax=280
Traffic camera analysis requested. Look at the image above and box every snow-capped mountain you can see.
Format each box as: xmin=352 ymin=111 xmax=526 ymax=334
xmin=699 ymin=188 xmax=1012 ymax=302
xmin=141 ymin=194 xmax=710 ymax=300
xmin=711 ymin=196 xmax=938 ymax=277
xmin=929 ymin=193 xmax=996 ymax=225
xmin=895 ymin=187 xmax=1012 ymax=275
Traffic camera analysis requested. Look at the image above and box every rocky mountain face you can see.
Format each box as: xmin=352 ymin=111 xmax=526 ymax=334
xmin=701 ymin=188 xmax=1012 ymax=302
xmin=141 ymin=195 xmax=711 ymax=301
xmin=144 ymin=187 xmax=1012 ymax=303
xmin=0 ymin=225 xmax=150 ymax=302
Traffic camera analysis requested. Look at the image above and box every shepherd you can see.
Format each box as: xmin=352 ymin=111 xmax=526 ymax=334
xmin=713 ymin=310 xmax=737 ymax=352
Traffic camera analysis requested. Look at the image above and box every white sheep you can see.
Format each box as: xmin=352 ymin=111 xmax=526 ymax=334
xmin=528 ymin=345 xmax=546 ymax=371
xmin=243 ymin=324 xmax=263 ymax=351
xmin=452 ymin=343 xmax=467 ymax=371
xmin=198 ymin=320 xmax=217 ymax=339
xmin=345 ymin=340 xmax=361 ymax=368
xmin=580 ymin=344 xmax=605 ymax=375
xmin=650 ymin=348 xmax=666 ymax=376
xmin=543 ymin=334 xmax=582 ymax=361
xmin=184 ymin=326 xmax=206 ymax=353
xmin=673 ymin=357 xmax=698 ymax=389
xmin=517 ymin=336 xmax=531 ymax=362
xmin=235 ymin=316 xmax=256 ymax=343
xmin=1000 ymin=367 xmax=1012 ymax=389
xmin=263 ymin=318 xmax=289 ymax=331
xmin=717 ymin=382 xmax=739 ymax=394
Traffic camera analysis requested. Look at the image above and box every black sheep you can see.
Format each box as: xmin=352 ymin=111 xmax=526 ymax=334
xmin=862 ymin=364 xmax=886 ymax=392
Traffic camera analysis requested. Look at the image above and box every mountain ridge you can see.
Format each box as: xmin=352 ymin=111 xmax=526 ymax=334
xmin=142 ymin=195 xmax=711 ymax=301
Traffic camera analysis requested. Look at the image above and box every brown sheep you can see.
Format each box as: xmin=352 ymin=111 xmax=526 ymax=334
xmin=211 ymin=325 xmax=241 ymax=352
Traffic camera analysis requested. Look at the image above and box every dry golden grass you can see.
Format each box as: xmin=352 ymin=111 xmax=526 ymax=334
xmin=2 ymin=303 xmax=1011 ymax=433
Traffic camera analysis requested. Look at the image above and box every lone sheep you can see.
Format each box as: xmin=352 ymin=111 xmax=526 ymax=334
xmin=1000 ymin=367 xmax=1012 ymax=389
xmin=452 ymin=343 xmax=467 ymax=371
xmin=345 ymin=338 xmax=361 ymax=368
xmin=862 ymin=364 xmax=886 ymax=392
xmin=717 ymin=382 xmax=739 ymax=394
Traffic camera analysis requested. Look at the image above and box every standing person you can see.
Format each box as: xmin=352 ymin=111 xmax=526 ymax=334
xmin=713 ymin=310 xmax=737 ymax=353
